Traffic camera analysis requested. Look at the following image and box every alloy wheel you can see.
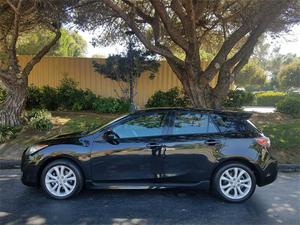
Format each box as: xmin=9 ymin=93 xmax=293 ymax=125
xmin=45 ymin=165 xmax=77 ymax=197
xmin=219 ymin=167 xmax=252 ymax=200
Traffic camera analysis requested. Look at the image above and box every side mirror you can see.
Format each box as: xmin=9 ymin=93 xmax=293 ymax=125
xmin=103 ymin=130 xmax=119 ymax=144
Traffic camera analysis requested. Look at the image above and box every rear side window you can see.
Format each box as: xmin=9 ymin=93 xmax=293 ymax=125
xmin=172 ymin=111 xmax=218 ymax=135
xmin=211 ymin=114 xmax=260 ymax=136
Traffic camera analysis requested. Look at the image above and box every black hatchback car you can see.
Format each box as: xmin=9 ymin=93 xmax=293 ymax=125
xmin=21 ymin=108 xmax=277 ymax=202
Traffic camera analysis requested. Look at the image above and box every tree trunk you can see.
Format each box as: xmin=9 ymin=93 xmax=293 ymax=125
xmin=166 ymin=58 xmax=214 ymax=109
xmin=129 ymin=73 xmax=135 ymax=112
xmin=0 ymin=78 xmax=27 ymax=126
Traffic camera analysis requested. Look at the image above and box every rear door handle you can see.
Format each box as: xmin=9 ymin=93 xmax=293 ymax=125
xmin=204 ymin=140 xmax=220 ymax=146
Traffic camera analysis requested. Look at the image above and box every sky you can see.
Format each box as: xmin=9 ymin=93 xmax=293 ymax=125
xmin=78 ymin=24 xmax=300 ymax=58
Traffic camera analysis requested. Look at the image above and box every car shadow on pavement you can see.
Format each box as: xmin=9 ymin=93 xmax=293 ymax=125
xmin=0 ymin=171 xmax=299 ymax=225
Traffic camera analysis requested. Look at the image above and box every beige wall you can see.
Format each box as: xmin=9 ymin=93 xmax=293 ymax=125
xmin=18 ymin=56 xmax=215 ymax=107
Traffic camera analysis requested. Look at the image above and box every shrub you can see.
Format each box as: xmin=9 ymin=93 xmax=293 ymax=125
xmin=223 ymin=89 xmax=255 ymax=109
xmin=56 ymin=77 xmax=99 ymax=111
xmin=0 ymin=125 xmax=17 ymax=144
xmin=145 ymin=87 xmax=190 ymax=108
xmin=276 ymin=96 xmax=300 ymax=117
xmin=40 ymin=86 xmax=59 ymax=110
xmin=26 ymin=78 xmax=130 ymax=113
xmin=255 ymin=91 xmax=286 ymax=106
xmin=57 ymin=77 xmax=81 ymax=110
xmin=28 ymin=109 xmax=53 ymax=131
xmin=26 ymin=85 xmax=43 ymax=109
xmin=92 ymin=97 xmax=130 ymax=113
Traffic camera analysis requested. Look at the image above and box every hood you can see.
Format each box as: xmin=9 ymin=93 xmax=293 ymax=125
xmin=52 ymin=131 xmax=84 ymax=139
xmin=38 ymin=131 xmax=86 ymax=146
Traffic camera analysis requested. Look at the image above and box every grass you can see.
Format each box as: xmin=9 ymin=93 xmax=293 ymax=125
xmin=0 ymin=111 xmax=299 ymax=163
xmin=0 ymin=111 xmax=121 ymax=160
xmin=251 ymin=113 xmax=300 ymax=164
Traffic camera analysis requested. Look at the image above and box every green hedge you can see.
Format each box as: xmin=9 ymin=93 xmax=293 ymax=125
xmin=255 ymin=91 xmax=286 ymax=106
xmin=276 ymin=95 xmax=300 ymax=117
xmin=223 ymin=90 xmax=255 ymax=108
xmin=26 ymin=78 xmax=129 ymax=113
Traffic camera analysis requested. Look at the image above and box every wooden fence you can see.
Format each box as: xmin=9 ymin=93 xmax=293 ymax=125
xmin=18 ymin=56 xmax=214 ymax=107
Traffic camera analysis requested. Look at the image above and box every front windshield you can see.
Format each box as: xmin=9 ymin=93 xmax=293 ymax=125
xmin=85 ymin=114 xmax=129 ymax=135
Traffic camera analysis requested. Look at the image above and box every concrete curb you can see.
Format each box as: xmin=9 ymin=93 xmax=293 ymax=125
xmin=0 ymin=160 xmax=20 ymax=169
xmin=0 ymin=160 xmax=299 ymax=172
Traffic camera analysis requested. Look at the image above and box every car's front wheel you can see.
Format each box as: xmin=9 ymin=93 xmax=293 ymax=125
xmin=41 ymin=159 xmax=83 ymax=199
xmin=213 ymin=162 xmax=256 ymax=203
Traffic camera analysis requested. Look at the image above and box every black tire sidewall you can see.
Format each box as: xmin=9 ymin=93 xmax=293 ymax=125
xmin=41 ymin=159 xmax=83 ymax=200
xmin=213 ymin=163 xmax=256 ymax=203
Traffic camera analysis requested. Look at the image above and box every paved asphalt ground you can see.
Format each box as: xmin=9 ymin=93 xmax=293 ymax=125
xmin=0 ymin=170 xmax=299 ymax=225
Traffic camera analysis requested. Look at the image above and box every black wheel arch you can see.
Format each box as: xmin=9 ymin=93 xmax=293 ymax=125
xmin=210 ymin=157 xmax=260 ymax=188
xmin=37 ymin=155 xmax=86 ymax=185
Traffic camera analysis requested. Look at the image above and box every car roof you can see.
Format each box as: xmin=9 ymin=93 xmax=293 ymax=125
xmin=132 ymin=107 xmax=252 ymax=119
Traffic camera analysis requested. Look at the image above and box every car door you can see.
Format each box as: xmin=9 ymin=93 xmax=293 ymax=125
xmin=90 ymin=111 xmax=170 ymax=183
xmin=160 ymin=110 xmax=224 ymax=183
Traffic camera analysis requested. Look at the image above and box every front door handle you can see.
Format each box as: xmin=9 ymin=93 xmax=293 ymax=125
xmin=146 ymin=143 xmax=163 ymax=149
xmin=204 ymin=139 xmax=220 ymax=146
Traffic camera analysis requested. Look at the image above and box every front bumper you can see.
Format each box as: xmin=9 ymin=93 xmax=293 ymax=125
xmin=21 ymin=150 xmax=40 ymax=186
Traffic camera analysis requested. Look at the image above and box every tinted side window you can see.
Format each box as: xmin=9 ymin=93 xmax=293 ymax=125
xmin=172 ymin=112 xmax=218 ymax=135
xmin=112 ymin=112 xmax=166 ymax=138
xmin=211 ymin=114 xmax=260 ymax=136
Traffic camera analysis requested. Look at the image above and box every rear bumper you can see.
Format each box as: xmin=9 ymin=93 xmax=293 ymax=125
xmin=256 ymin=159 xmax=278 ymax=187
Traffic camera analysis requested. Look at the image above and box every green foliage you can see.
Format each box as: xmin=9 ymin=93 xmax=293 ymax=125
xmin=255 ymin=91 xmax=286 ymax=106
xmin=26 ymin=85 xmax=43 ymax=110
xmin=0 ymin=125 xmax=18 ymax=144
xmin=276 ymin=95 xmax=300 ymax=117
xmin=26 ymin=77 xmax=129 ymax=113
xmin=0 ymin=87 xmax=6 ymax=104
xmin=28 ymin=110 xmax=53 ymax=131
xmin=92 ymin=97 xmax=130 ymax=113
xmin=27 ymin=85 xmax=58 ymax=110
xmin=223 ymin=90 xmax=255 ymax=108
xmin=145 ymin=87 xmax=190 ymax=108
xmin=56 ymin=77 xmax=98 ymax=111
xmin=93 ymin=46 xmax=160 ymax=100
xmin=17 ymin=28 xmax=87 ymax=57
xmin=278 ymin=59 xmax=300 ymax=90
xmin=40 ymin=86 xmax=59 ymax=110
xmin=93 ymin=48 xmax=160 ymax=82
xmin=235 ymin=60 xmax=267 ymax=91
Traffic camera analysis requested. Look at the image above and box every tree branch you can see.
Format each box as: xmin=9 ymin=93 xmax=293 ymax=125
xmin=101 ymin=0 xmax=184 ymax=67
xmin=21 ymin=29 xmax=61 ymax=77
xmin=203 ymin=24 xmax=250 ymax=81
xmin=150 ymin=0 xmax=188 ymax=51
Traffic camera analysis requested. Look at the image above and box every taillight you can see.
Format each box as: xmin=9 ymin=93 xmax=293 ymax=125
xmin=256 ymin=136 xmax=271 ymax=148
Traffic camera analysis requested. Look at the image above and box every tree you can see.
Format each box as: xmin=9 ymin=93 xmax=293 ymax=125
xmin=93 ymin=44 xmax=160 ymax=111
xmin=278 ymin=59 xmax=300 ymax=90
xmin=235 ymin=60 xmax=267 ymax=91
xmin=75 ymin=0 xmax=300 ymax=109
xmin=0 ymin=0 xmax=74 ymax=126
xmin=16 ymin=28 xmax=87 ymax=57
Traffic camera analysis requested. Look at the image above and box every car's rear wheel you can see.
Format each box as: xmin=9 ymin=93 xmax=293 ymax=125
xmin=41 ymin=159 xmax=83 ymax=199
xmin=213 ymin=162 xmax=256 ymax=203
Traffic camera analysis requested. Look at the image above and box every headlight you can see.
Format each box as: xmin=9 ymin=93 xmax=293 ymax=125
xmin=26 ymin=144 xmax=48 ymax=155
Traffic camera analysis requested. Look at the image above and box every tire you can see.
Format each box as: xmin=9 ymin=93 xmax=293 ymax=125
xmin=212 ymin=162 xmax=256 ymax=203
xmin=41 ymin=159 xmax=84 ymax=200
